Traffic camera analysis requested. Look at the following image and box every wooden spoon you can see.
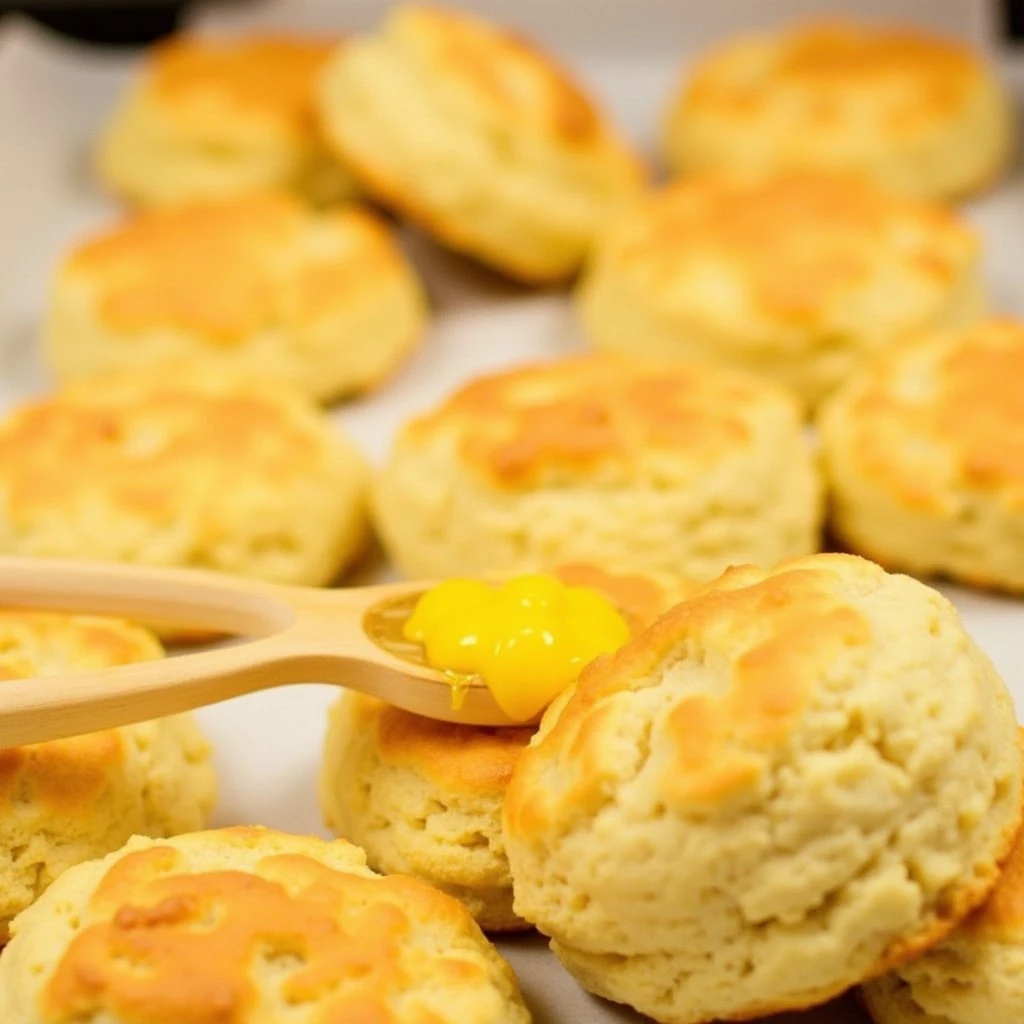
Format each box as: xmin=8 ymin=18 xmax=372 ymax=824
xmin=0 ymin=557 xmax=523 ymax=748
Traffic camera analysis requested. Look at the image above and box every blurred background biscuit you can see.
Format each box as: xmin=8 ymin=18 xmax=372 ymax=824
xmin=0 ymin=612 xmax=214 ymax=943
xmin=319 ymin=563 xmax=680 ymax=933
xmin=96 ymin=33 xmax=358 ymax=208
xmin=577 ymin=171 xmax=982 ymax=409
xmin=317 ymin=4 xmax=644 ymax=282
xmin=820 ymin=318 xmax=1024 ymax=593
xmin=45 ymin=193 xmax=428 ymax=404
xmin=861 ymin=752 xmax=1024 ymax=1024
xmin=0 ymin=826 xmax=530 ymax=1023
xmin=504 ymin=553 xmax=1023 ymax=1024
xmin=662 ymin=20 xmax=1014 ymax=200
xmin=0 ymin=368 xmax=368 ymax=585
xmin=372 ymin=353 xmax=822 ymax=585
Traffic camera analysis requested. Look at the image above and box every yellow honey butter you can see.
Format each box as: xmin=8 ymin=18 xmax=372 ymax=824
xmin=403 ymin=573 xmax=630 ymax=720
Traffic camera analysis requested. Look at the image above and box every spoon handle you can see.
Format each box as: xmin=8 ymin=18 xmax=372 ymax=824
xmin=0 ymin=555 xmax=303 ymax=636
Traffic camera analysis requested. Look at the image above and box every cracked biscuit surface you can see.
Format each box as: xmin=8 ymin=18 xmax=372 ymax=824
xmin=0 ymin=367 xmax=368 ymax=584
xmin=662 ymin=20 xmax=1014 ymax=200
xmin=503 ymin=553 xmax=1023 ymax=1024
xmin=0 ymin=827 xmax=530 ymax=1024
xmin=317 ymin=4 xmax=643 ymax=282
xmin=0 ymin=613 xmax=214 ymax=944
xmin=97 ymin=33 xmax=358 ymax=208
xmin=371 ymin=353 xmax=822 ymax=584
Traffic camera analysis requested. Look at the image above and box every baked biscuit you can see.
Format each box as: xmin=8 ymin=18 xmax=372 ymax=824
xmin=97 ymin=33 xmax=358 ymax=208
xmin=0 ymin=827 xmax=531 ymax=1023
xmin=0 ymin=368 xmax=368 ymax=585
xmin=372 ymin=353 xmax=822 ymax=584
xmin=577 ymin=171 xmax=982 ymax=409
xmin=317 ymin=5 xmax=644 ymax=282
xmin=0 ymin=612 xmax=215 ymax=943
xmin=820 ymin=318 xmax=1024 ymax=592
xmin=504 ymin=553 xmax=1023 ymax=1024
xmin=45 ymin=193 xmax=428 ymax=403
xmin=861 ymin=749 xmax=1024 ymax=1024
xmin=663 ymin=20 xmax=1014 ymax=200
xmin=319 ymin=564 xmax=679 ymax=933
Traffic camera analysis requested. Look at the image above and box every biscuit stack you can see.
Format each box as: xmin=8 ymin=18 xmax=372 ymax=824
xmin=1 ymin=6 xmax=1023 ymax=1024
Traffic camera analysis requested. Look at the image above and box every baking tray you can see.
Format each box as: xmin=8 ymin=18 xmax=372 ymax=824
xmin=0 ymin=3 xmax=1021 ymax=1020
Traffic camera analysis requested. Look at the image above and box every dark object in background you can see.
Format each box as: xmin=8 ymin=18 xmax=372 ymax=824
xmin=3 ymin=0 xmax=1024 ymax=48
xmin=2 ymin=3 xmax=188 ymax=45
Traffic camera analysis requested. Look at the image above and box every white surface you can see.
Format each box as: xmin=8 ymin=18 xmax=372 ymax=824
xmin=1 ymin=5 xmax=1023 ymax=1022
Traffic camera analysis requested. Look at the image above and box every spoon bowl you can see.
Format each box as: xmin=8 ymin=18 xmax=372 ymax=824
xmin=0 ymin=557 xmax=525 ymax=748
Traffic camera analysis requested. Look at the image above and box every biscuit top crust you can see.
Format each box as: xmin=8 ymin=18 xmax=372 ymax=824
xmin=686 ymin=21 xmax=984 ymax=129
xmin=505 ymin=554 xmax=915 ymax=839
xmin=403 ymin=354 xmax=798 ymax=489
xmin=823 ymin=318 xmax=1024 ymax=508
xmin=0 ymin=371 xmax=335 ymax=527
xmin=44 ymin=828 xmax=494 ymax=1023
xmin=0 ymin=613 xmax=162 ymax=812
xmin=597 ymin=172 xmax=976 ymax=325
xmin=384 ymin=5 xmax=605 ymax=146
xmin=65 ymin=194 xmax=404 ymax=343
xmin=147 ymin=33 xmax=338 ymax=135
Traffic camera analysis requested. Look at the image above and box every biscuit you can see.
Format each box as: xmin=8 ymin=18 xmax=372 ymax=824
xmin=319 ymin=564 xmax=679 ymax=933
xmin=662 ymin=20 xmax=1014 ymax=200
xmin=317 ymin=5 xmax=644 ymax=282
xmin=576 ymin=171 xmax=982 ymax=409
xmin=503 ymin=553 xmax=1023 ymax=1024
xmin=371 ymin=353 xmax=822 ymax=584
xmin=0 ymin=367 xmax=368 ymax=585
xmin=45 ymin=193 xmax=427 ymax=404
xmin=0 ymin=612 xmax=215 ymax=943
xmin=819 ymin=318 xmax=1024 ymax=592
xmin=96 ymin=33 xmax=358 ymax=208
xmin=861 ymin=751 xmax=1024 ymax=1024
xmin=0 ymin=826 xmax=531 ymax=1023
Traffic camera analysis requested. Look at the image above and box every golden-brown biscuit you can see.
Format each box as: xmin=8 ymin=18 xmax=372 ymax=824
xmin=663 ymin=20 xmax=1014 ymax=200
xmin=577 ymin=171 xmax=983 ymax=409
xmin=0 ymin=826 xmax=531 ymax=1023
xmin=0 ymin=367 xmax=368 ymax=585
xmin=820 ymin=318 xmax=1024 ymax=592
xmin=504 ymin=553 xmax=1023 ymax=1024
xmin=97 ymin=33 xmax=358 ymax=208
xmin=0 ymin=612 xmax=215 ymax=943
xmin=317 ymin=4 xmax=644 ymax=282
xmin=319 ymin=564 xmax=681 ymax=933
xmin=371 ymin=353 xmax=822 ymax=584
xmin=45 ymin=192 xmax=427 ymax=403
xmin=861 ymin=746 xmax=1024 ymax=1024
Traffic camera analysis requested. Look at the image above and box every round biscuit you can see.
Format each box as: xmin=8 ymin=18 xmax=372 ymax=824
xmin=45 ymin=193 xmax=428 ymax=404
xmin=576 ymin=171 xmax=983 ymax=409
xmin=0 ymin=368 xmax=368 ymax=585
xmin=0 ymin=612 xmax=215 ymax=943
xmin=371 ymin=353 xmax=823 ymax=585
xmin=662 ymin=20 xmax=1014 ymax=200
xmin=0 ymin=826 xmax=530 ymax=1023
xmin=317 ymin=4 xmax=644 ymax=282
xmin=96 ymin=33 xmax=358 ymax=208
xmin=819 ymin=318 xmax=1024 ymax=592
xmin=503 ymin=553 xmax=1023 ymax=1024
